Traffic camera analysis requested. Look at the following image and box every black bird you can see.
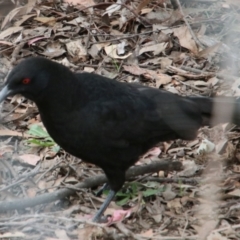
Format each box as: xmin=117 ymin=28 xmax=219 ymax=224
xmin=0 ymin=57 xmax=239 ymax=222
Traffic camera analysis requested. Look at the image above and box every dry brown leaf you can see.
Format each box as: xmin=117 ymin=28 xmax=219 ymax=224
xmin=123 ymin=65 xmax=146 ymax=75
xmin=0 ymin=2 xmax=15 ymax=19
xmin=66 ymin=40 xmax=87 ymax=58
xmin=173 ymin=26 xmax=198 ymax=54
xmin=84 ymin=67 xmax=94 ymax=73
xmin=117 ymin=41 xmax=126 ymax=55
xmin=123 ymin=65 xmax=172 ymax=87
xmin=88 ymin=43 xmax=109 ymax=58
xmin=18 ymin=154 xmax=41 ymax=166
xmin=102 ymin=0 xmax=122 ymax=16
xmin=142 ymin=147 xmax=161 ymax=159
xmin=64 ymin=176 xmax=78 ymax=184
xmin=45 ymin=238 xmax=63 ymax=240
xmin=59 ymin=57 xmax=78 ymax=69
xmin=198 ymin=220 xmax=218 ymax=240
xmin=136 ymin=0 xmax=151 ymax=14
xmin=41 ymin=159 xmax=58 ymax=169
xmin=1 ymin=8 xmax=23 ymax=30
xmin=64 ymin=0 xmax=95 ymax=6
xmin=155 ymin=74 xmax=172 ymax=87
xmin=0 ymin=40 xmax=13 ymax=46
xmin=207 ymin=77 xmax=219 ymax=86
xmin=215 ymin=138 xmax=228 ymax=154
xmin=28 ymin=36 xmax=48 ymax=46
xmin=167 ymin=198 xmax=182 ymax=214
xmin=53 ymin=177 xmax=65 ymax=188
xmin=55 ymin=229 xmax=70 ymax=240
xmin=0 ymin=129 xmax=29 ymax=137
xmin=140 ymin=229 xmax=154 ymax=238
xmin=42 ymin=49 xmax=66 ymax=58
xmin=0 ymin=26 xmax=23 ymax=39
xmin=45 ymin=179 xmax=56 ymax=192
xmin=160 ymin=57 xmax=172 ymax=70
xmin=198 ymin=43 xmax=222 ymax=58
xmin=207 ymin=232 xmax=228 ymax=240
xmin=162 ymin=184 xmax=176 ymax=201
xmin=139 ymin=42 xmax=167 ymax=55
xmin=26 ymin=188 xmax=37 ymax=198
xmin=67 ymin=16 xmax=88 ymax=26
xmin=78 ymin=226 xmax=102 ymax=240
xmin=147 ymin=9 xmax=171 ymax=22
xmin=15 ymin=14 xmax=36 ymax=27
xmin=0 ymin=145 xmax=14 ymax=156
xmin=232 ymin=165 xmax=240 ymax=173
xmin=166 ymin=9 xmax=183 ymax=25
xmin=140 ymin=8 xmax=153 ymax=14
xmin=193 ymin=80 xmax=209 ymax=86
xmin=0 ymin=232 xmax=25 ymax=238
xmin=105 ymin=44 xmax=132 ymax=59
xmin=1 ymin=0 xmax=36 ymax=30
xmin=107 ymin=209 xmax=132 ymax=226
xmin=181 ymin=196 xmax=198 ymax=206
xmin=34 ymin=17 xmax=56 ymax=26
xmin=38 ymin=180 xmax=47 ymax=190
xmin=178 ymin=160 xmax=199 ymax=177
xmin=228 ymin=189 xmax=240 ymax=197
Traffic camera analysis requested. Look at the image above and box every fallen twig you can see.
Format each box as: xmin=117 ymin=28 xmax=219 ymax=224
xmin=0 ymin=160 xmax=182 ymax=212
xmin=167 ymin=66 xmax=215 ymax=79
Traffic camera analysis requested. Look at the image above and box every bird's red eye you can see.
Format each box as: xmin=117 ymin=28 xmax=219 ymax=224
xmin=22 ymin=78 xmax=31 ymax=84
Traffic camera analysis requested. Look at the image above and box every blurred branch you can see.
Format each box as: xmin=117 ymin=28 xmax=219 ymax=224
xmin=0 ymin=160 xmax=182 ymax=212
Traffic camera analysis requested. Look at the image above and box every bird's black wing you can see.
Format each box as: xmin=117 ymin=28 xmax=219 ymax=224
xmin=74 ymin=84 xmax=203 ymax=152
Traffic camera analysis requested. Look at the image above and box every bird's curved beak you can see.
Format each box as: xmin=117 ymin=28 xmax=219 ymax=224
xmin=0 ymin=85 xmax=11 ymax=103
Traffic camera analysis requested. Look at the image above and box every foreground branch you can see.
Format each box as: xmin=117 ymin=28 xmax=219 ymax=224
xmin=0 ymin=160 xmax=182 ymax=212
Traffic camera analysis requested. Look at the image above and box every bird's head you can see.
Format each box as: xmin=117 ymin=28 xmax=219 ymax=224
xmin=0 ymin=57 xmax=67 ymax=103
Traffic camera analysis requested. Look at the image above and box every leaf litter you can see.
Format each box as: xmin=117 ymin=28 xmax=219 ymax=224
xmin=0 ymin=0 xmax=240 ymax=239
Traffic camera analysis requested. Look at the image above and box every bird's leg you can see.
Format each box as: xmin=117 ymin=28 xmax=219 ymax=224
xmin=95 ymin=182 xmax=110 ymax=197
xmin=92 ymin=189 xmax=116 ymax=222
xmin=93 ymin=169 xmax=125 ymax=222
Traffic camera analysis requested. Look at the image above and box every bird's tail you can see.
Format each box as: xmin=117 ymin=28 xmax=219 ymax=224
xmin=188 ymin=96 xmax=240 ymax=126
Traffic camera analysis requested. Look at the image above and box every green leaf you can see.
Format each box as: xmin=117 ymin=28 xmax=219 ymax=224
xmin=130 ymin=182 xmax=139 ymax=194
xmin=116 ymin=197 xmax=130 ymax=206
xmin=142 ymin=181 xmax=160 ymax=188
xmin=116 ymin=191 xmax=130 ymax=197
xmin=26 ymin=124 xmax=57 ymax=149
xmin=27 ymin=139 xmax=55 ymax=147
xmin=142 ymin=188 xmax=163 ymax=197
xmin=52 ymin=145 xmax=60 ymax=153
xmin=28 ymin=124 xmax=50 ymax=138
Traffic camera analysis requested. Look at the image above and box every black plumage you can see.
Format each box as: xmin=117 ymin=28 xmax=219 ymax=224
xmin=0 ymin=57 xmax=239 ymax=222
